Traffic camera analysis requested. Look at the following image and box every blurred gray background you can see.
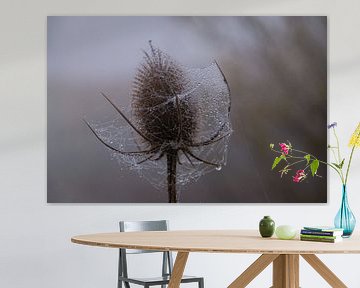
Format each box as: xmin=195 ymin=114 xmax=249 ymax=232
xmin=47 ymin=16 xmax=327 ymax=203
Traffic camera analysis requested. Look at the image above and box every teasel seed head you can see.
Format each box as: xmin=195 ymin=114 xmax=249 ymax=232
xmin=131 ymin=41 xmax=197 ymax=151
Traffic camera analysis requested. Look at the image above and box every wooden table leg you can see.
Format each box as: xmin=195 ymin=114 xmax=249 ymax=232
xmin=272 ymin=254 xmax=299 ymax=288
xmin=301 ymin=254 xmax=347 ymax=288
xmin=168 ymin=252 xmax=189 ymax=288
xmin=288 ymin=254 xmax=299 ymax=288
xmin=228 ymin=254 xmax=279 ymax=288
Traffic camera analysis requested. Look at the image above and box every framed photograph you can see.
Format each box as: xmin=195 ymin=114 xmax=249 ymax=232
xmin=47 ymin=16 xmax=327 ymax=203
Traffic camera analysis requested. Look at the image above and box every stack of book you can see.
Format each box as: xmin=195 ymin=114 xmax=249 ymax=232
xmin=300 ymin=226 xmax=344 ymax=243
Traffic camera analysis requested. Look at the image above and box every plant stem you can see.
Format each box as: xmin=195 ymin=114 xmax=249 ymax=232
xmin=272 ymin=148 xmax=344 ymax=182
xmin=333 ymin=127 xmax=343 ymax=165
xmin=345 ymin=145 xmax=356 ymax=185
xmin=330 ymin=147 xmax=339 ymax=164
xmin=332 ymin=127 xmax=345 ymax=181
xmin=292 ymin=148 xmax=334 ymax=166
xmin=285 ymin=159 xmax=306 ymax=168
xmin=167 ymin=151 xmax=178 ymax=203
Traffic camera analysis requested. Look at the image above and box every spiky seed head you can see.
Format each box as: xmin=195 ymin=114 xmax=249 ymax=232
xmin=131 ymin=42 xmax=197 ymax=150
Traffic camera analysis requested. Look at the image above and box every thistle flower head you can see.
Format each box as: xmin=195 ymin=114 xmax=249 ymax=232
xmin=85 ymin=41 xmax=232 ymax=202
xmin=131 ymin=41 xmax=197 ymax=150
xmin=349 ymin=122 xmax=360 ymax=148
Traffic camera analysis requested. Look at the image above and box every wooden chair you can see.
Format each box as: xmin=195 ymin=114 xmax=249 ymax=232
xmin=118 ymin=220 xmax=204 ymax=288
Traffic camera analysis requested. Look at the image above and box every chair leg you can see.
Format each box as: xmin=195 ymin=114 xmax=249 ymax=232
xmin=198 ymin=278 xmax=204 ymax=288
xmin=118 ymin=249 xmax=122 ymax=288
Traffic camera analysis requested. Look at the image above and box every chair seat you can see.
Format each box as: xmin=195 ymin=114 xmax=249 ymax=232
xmin=119 ymin=275 xmax=202 ymax=285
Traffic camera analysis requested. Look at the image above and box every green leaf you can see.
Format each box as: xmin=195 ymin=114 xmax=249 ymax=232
xmin=271 ymin=154 xmax=285 ymax=170
xmin=332 ymin=163 xmax=341 ymax=169
xmin=339 ymin=158 xmax=345 ymax=169
xmin=332 ymin=159 xmax=345 ymax=169
xmin=270 ymin=143 xmax=274 ymax=149
xmin=304 ymin=154 xmax=311 ymax=164
xmin=310 ymin=159 xmax=320 ymax=176
xmin=272 ymin=157 xmax=281 ymax=170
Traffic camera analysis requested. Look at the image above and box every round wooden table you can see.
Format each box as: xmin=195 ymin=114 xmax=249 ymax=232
xmin=72 ymin=230 xmax=360 ymax=288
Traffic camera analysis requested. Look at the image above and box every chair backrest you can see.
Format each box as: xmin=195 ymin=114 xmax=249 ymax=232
xmin=119 ymin=220 xmax=169 ymax=254
xmin=118 ymin=220 xmax=174 ymax=283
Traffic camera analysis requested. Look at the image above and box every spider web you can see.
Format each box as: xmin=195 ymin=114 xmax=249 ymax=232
xmin=88 ymin=62 xmax=232 ymax=197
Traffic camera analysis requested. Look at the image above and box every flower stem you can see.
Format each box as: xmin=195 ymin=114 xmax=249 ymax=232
xmin=345 ymin=145 xmax=356 ymax=185
xmin=281 ymin=148 xmax=345 ymax=183
xmin=345 ymin=129 xmax=360 ymax=185
xmin=167 ymin=151 xmax=178 ymax=203
xmin=286 ymin=159 xmax=306 ymax=168
xmin=330 ymin=147 xmax=338 ymax=164
xmin=332 ymin=127 xmax=345 ymax=181
xmin=333 ymin=127 xmax=342 ymax=164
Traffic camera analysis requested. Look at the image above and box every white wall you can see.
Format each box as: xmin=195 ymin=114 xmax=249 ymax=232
xmin=1 ymin=0 xmax=360 ymax=287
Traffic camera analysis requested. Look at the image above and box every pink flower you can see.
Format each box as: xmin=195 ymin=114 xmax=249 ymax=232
xmin=279 ymin=143 xmax=289 ymax=155
xmin=293 ymin=169 xmax=306 ymax=183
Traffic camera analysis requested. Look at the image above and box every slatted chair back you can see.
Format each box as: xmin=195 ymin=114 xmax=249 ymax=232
xmin=118 ymin=220 xmax=174 ymax=288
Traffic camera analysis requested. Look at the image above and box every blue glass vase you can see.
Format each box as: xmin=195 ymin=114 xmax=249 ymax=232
xmin=334 ymin=185 xmax=356 ymax=237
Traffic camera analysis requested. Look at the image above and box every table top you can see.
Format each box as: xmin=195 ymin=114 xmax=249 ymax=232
xmin=71 ymin=230 xmax=360 ymax=254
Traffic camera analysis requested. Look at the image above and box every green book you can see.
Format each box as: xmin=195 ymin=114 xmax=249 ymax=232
xmin=300 ymin=236 xmax=342 ymax=243
xmin=300 ymin=234 xmax=339 ymax=240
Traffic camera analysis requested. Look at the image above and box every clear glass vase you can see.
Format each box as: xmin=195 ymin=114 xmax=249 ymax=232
xmin=334 ymin=185 xmax=356 ymax=237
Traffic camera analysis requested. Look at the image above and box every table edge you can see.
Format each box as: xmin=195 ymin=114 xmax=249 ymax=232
xmin=71 ymin=237 xmax=360 ymax=254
